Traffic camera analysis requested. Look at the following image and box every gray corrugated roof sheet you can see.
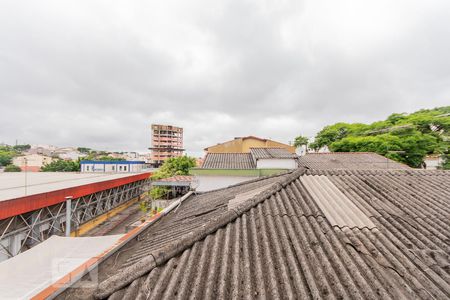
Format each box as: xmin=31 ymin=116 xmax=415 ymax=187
xmin=300 ymin=175 xmax=377 ymax=229
xmin=201 ymin=153 xmax=255 ymax=169
xmin=250 ymin=147 xmax=298 ymax=159
xmin=298 ymin=152 xmax=411 ymax=170
xmin=61 ymin=169 xmax=450 ymax=299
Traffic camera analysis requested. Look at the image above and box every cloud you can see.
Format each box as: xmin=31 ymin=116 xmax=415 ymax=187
xmin=1 ymin=0 xmax=449 ymax=155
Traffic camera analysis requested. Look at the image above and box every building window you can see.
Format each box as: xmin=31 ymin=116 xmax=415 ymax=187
xmin=124 ymin=166 xmax=127 ymax=171
xmin=119 ymin=166 xmax=122 ymax=171
xmin=86 ymin=166 xmax=89 ymax=171
xmin=112 ymin=166 xmax=115 ymax=171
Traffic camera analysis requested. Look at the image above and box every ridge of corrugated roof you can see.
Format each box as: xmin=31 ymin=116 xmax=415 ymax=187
xmin=94 ymin=168 xmax=307 ymax=299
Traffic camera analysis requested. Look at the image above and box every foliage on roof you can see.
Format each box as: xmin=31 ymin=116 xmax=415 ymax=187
xmin=0 ymin=145 xmax=28 ymax=167
xmin=151 ymin=156 xmax=196 ymax=180
xmin=40 ymin=159 xmax=80 ymax=172
xmin=150 ymin=156 xmax=196 ymax=199
xmin=4 ymin=164 xmax=21 ymax=172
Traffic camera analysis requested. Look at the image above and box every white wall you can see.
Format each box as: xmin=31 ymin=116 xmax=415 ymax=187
xmin=424 ymin=158 xmax=442 ymax=170
xmin=81 ymin=163 xmax=144 ymax=173
xmin=256 ymin=159 xmax=297 ymax=169
xmin=195 ymin=175 xmax=258 ymax=192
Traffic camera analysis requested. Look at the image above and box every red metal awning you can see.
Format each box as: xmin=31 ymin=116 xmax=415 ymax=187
xmin=0 ymin=173 xmax=151 ymax=220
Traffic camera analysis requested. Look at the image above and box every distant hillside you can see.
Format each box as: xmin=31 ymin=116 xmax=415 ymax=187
xmin=309 ymin=106 xmax=450 ymax=168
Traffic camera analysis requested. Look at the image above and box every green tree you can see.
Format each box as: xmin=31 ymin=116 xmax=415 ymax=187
xmin=12 ymin=144 xmax=31 ymax=152
xmin=97 ymin=156 xmax=124 ymax=161
xmin=41 ymin=159 xmax=80 ymax=172
xmin=309 ymin=123 xmax=370 ymax=150
xmin=4 ymin=164 xmax=21 ymax=172
xmin=152 ymin=156 xmax=196 ymax=180
xmin=77 ymin=147 xmax=91 ymax=154
xmin=0 ymin=153 xmax=13 ymax=166
xmin=311 ymin=106 xmax=450 ymax=168
xmin=293 ymin=135 xmax=309 ymax=148
xmin=0 ymin=146 xmax=16 ymax=166
xmin=149 ymin=186 xmax=170 ymax=200
xmin=81 ymin=150 xmax=124 ymax=161
xmin=330 ymin=132 xmax=439 ymax=168
xmin=442 ymin=154 xmax=450 ymax=170
xmin=149 ymin=156 xmax=196 ymax=200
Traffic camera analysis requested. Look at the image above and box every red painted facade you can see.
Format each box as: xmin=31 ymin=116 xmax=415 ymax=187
xmin=0 ymin=173 xmax=151 ymax=220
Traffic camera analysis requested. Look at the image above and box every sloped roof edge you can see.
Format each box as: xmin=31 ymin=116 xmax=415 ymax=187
xmin=204 ymin=136 xmax=289 ymax=151
xmin=94 ymin=168 xmax=307 ymax=299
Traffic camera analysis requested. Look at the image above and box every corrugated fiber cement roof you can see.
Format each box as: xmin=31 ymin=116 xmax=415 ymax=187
xmin=61 ymin=168 xmax=450 ymax=300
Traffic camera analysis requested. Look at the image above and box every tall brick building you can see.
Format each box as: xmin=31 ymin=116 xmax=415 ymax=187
xmin=149 ymin=124 xmax=184 ymax=166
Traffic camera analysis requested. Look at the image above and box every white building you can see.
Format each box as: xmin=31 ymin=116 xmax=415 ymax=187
xmin=58 ymin=151 xmax=86 ymax=161
xmin=250 ymin=148 xmax=299 ymax=169
xmin=424 ymin=155 xmax=444 ymax=170
xmin=80 ymin=160 xmax=146 ymax=173
xmin=191 ymin=148 xmax=299 ymax=192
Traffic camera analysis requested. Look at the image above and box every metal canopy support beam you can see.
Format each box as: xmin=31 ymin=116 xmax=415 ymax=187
xmin=65 ymin=196 xmax=72 ymax=237
xmin=0 ymin=178 xmax=149 ymax=261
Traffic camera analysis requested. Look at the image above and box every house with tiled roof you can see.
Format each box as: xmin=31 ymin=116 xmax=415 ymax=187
xmin=54 ymin=167 xmax=450 ymax=299
xmin=204 ymin=136 xmax=296 ymax=154
xmin=250 ymin=147 xmax=298 ymax=169
xmin=191 ymin=147 xmax=299 ymax=191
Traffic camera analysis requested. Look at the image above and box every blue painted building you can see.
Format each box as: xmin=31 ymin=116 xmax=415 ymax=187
xmin=80 ymin=161 xmax=146 ymax=173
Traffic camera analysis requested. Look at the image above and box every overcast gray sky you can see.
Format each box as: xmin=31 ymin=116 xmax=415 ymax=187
xmin=1 ymin=0 xmax=449 ymax=156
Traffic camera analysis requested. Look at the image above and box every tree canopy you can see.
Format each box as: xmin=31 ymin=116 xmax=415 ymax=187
xmin=152 ymin=156 xmax=196 ymax=180
xmin=0 ymin=145 xmax=20 ymax=166
xmin=77 ymin=147 xmax=91 ymax=154
xmin=150 ymin=156 xmax=196 ymax=199
xmin=41 ymin=159 xmax=80 ymax=172
xmin=81 ymin=149 xmax=124 ymax=161
xmin=4 ymin=164 xmax=21 ymax=172
xmin=293 ymin=135 xmax=309 ymax=148
xmin=308 ymin=106 xmax=450 ymax=168
xmin=12 ymin=144 xmax=31 ymax=152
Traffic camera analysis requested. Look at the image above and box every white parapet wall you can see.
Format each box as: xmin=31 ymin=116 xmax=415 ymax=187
xmin=195 ymin=175 xmax=258 ymax=192
xmin=0 ymin=235 xmax=123 ymax=299
xmin=256 ymin=158 xmax=298 ymax=169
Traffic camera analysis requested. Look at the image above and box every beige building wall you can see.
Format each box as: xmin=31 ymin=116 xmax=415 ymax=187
xmin=206 ymin=136 xmax=296 ymax=154
xmin=13 ymin=154 xmax=55 ymax=170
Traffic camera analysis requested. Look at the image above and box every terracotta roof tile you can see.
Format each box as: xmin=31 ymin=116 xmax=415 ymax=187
xmin=158 ymin=175 xmax=193 ymax=182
